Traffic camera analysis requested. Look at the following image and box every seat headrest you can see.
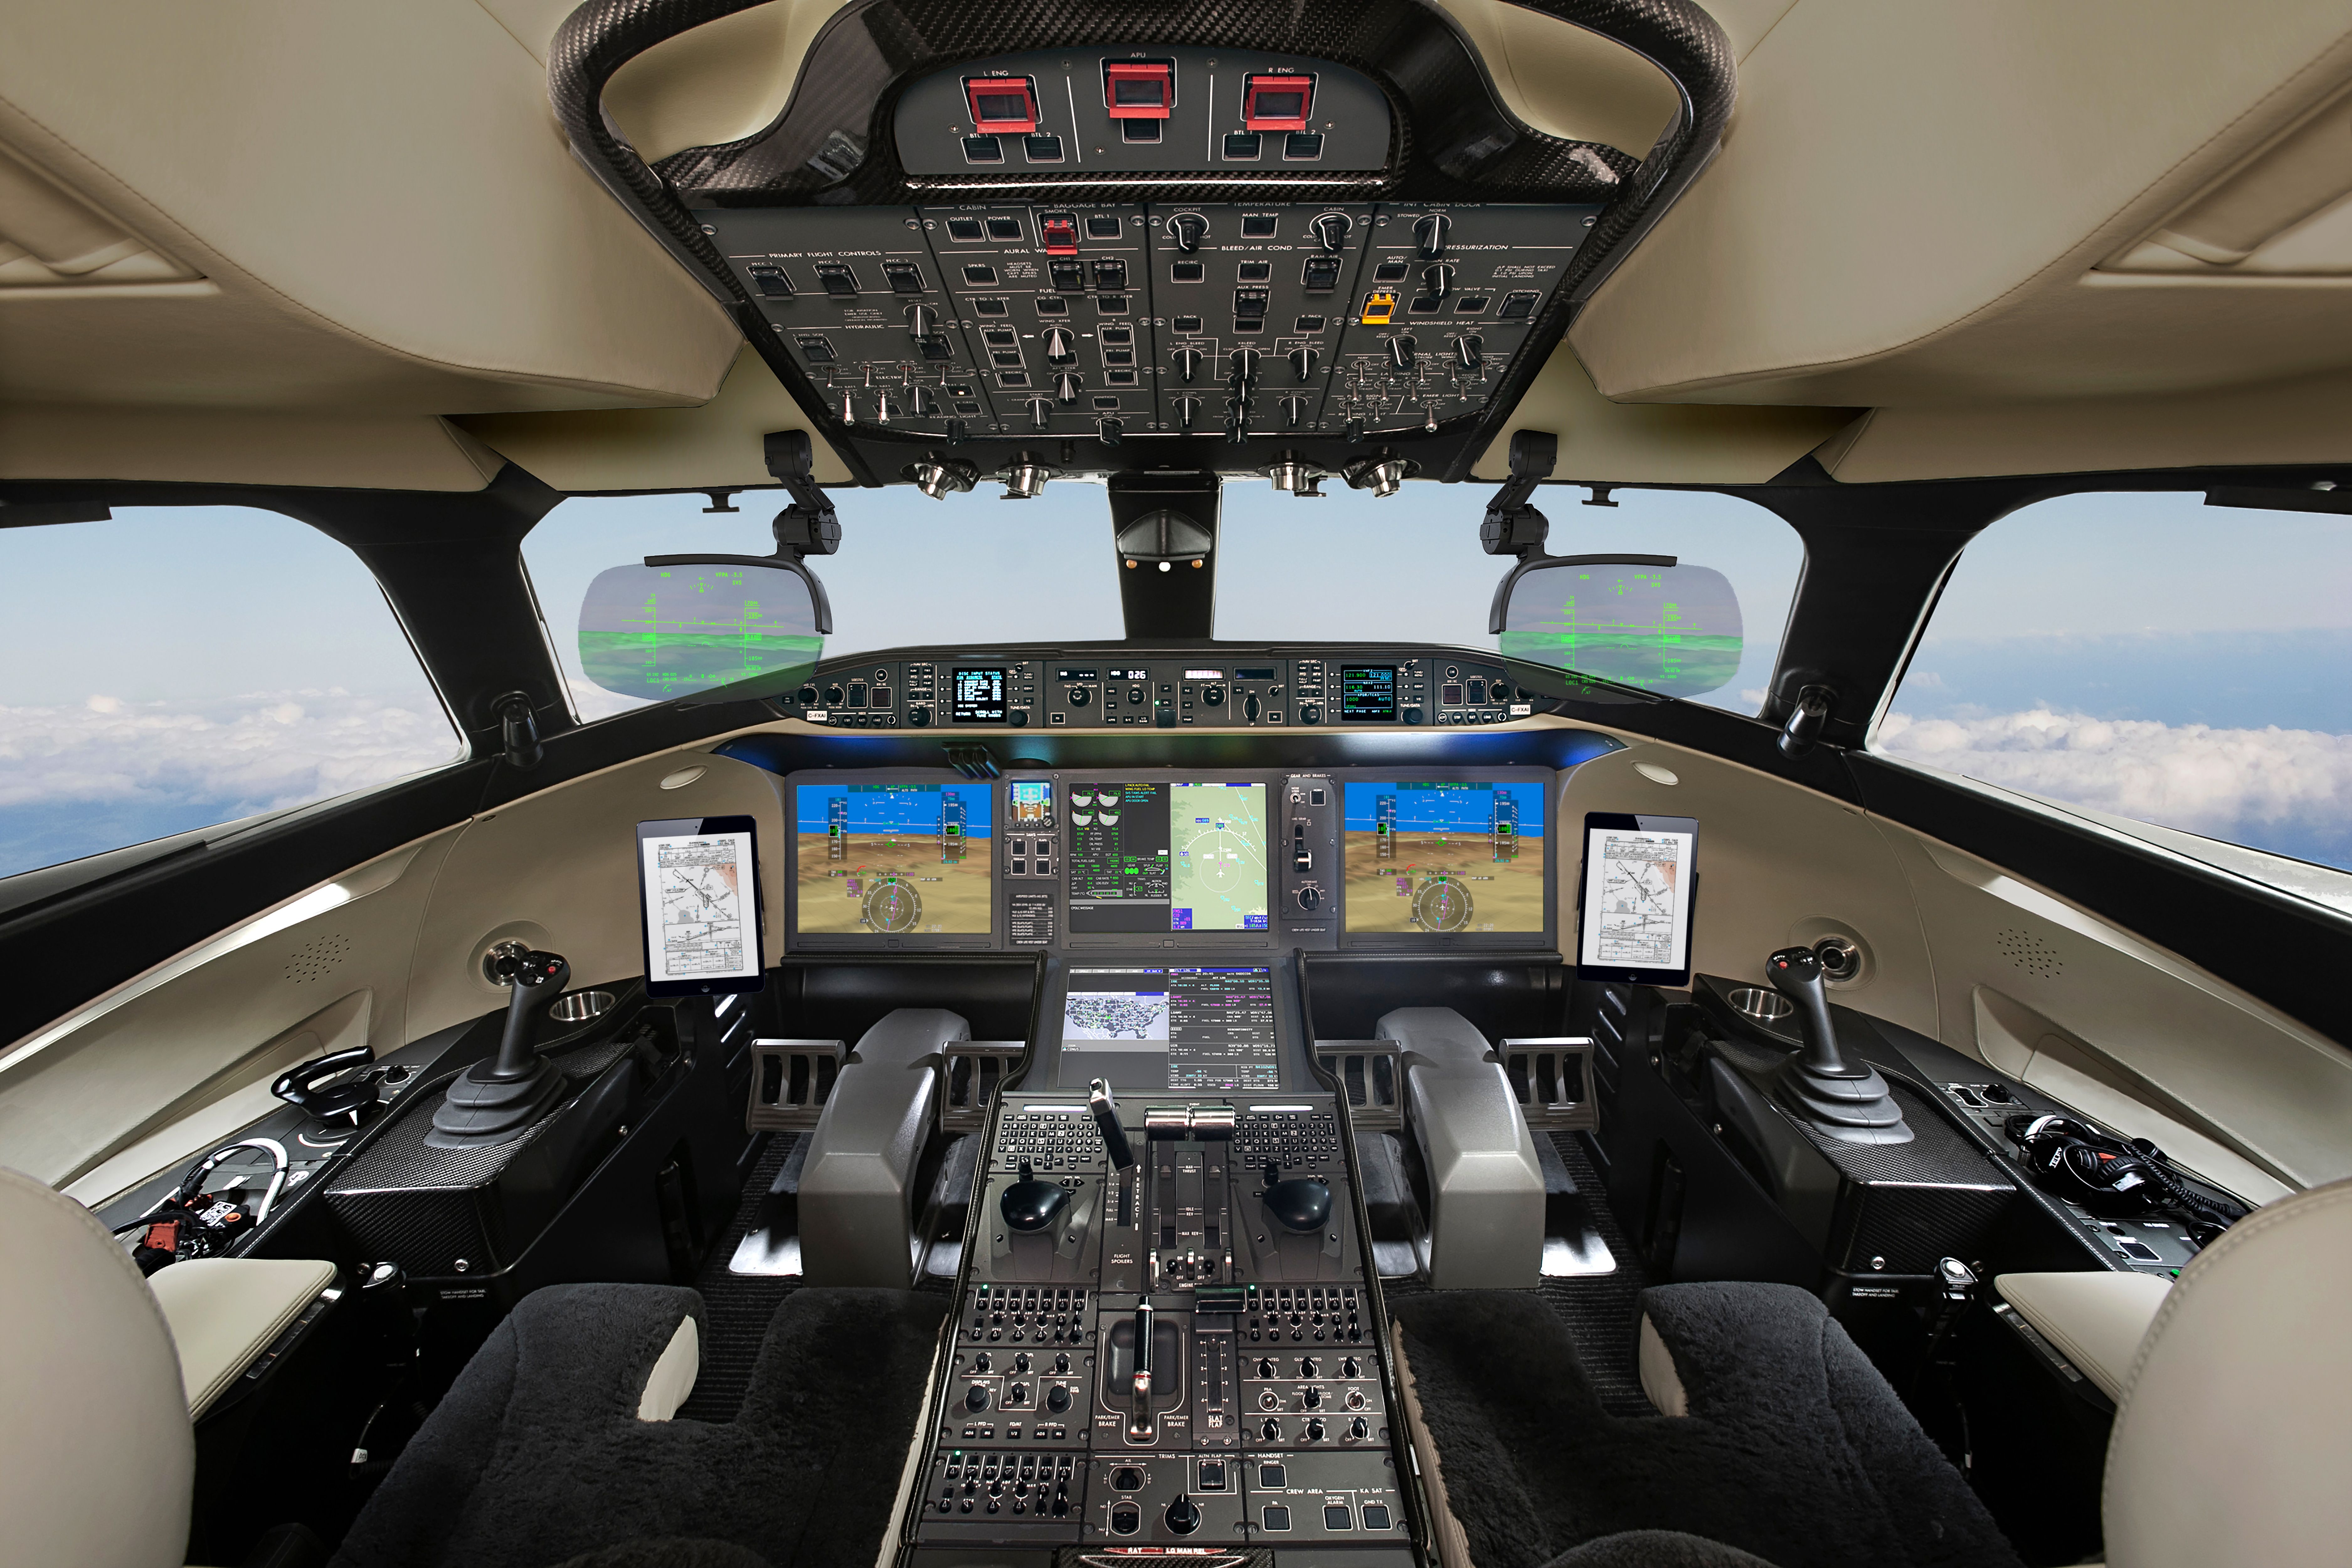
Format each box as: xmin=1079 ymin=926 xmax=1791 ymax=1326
xmin=0 ymin=1166 xmax=193 ymax=1568
xmin=2104 ymin=1176 xmax=2352 ymax=1568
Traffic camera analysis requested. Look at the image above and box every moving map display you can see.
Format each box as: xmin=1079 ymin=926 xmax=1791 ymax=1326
xmin=1067 ymin=781 xmax=1268 ymax=933
xmin=1574 ymin=813 xmax=1698 ymax=982
xmin=1342 ymin=781 xmax=1547 ymax=933
xmin=1060 ymin=967 xmax=1280 ymax=1089
xmin=793 ymin=782 xmax=993 ymax=935
xmin=636 ymin=816 xmax=764 ymax=998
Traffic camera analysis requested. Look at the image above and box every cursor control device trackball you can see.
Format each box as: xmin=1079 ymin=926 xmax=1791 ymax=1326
xmin=1766 ymin=945 xmax=1911 ymax=1144
xmin=427 ymin=948 xmax=573 ymax=1147
xmin=1264 ymin=1160 xmax=1332 ymax=1233
xmin=1001 ymin=1161 xmax=1072 ymax=1233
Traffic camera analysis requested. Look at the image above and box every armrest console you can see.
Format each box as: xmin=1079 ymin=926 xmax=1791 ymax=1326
xmin=146 ymin=1257 xmax=338 ymax=1418
xmin=1994 ymin=1269 xmax=2174 ymax=1402
xmin=1378 ymin=1007 xmax=1544 ymax=1289
xmin=797 ymin=1008 xmax=968 ymax=1286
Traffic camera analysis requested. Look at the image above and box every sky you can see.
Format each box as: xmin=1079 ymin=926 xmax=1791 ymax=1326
xmin=2 ymin=484 xmax=2344 ymax=881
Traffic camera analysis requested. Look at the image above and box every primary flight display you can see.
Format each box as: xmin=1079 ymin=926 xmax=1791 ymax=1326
xmin=1067 ymin=780 xmax=1268 ymax=933
xmin=793 ymin=782 xmax=994 ymax=935
xmin=1341 ymin=780 xmax=1547 ymax=933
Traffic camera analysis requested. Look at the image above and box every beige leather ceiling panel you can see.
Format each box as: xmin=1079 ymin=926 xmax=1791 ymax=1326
xmin=1470 ymin=344 xmax=1859 ymax=482
xmin=1570 ymin=0 xmax=2352 ymax=408
xmin=458 ymin=345 xmax=853 ymax=489
xmin=1818 ymin=366 xmax=2352 ymax=480
xmin=0 ymin=405 xmax=509 ymax=489
xmin=0 ymin=2 xmax=740 ymax=415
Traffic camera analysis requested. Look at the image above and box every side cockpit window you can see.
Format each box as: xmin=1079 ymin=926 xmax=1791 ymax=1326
xmin=0 ymin=507 xmax=463 ymax=880
xmin=1878 ymin=491 xmax=2352 ymax=882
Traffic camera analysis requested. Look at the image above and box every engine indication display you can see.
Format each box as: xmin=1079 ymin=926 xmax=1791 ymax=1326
xmin=1068 ymin=781 xmax=1268 ymax=932
xmin=1342 ymin=780 xmax=1546 ymax=934
xmin=794 ymin=782 xmax=993 ymax=935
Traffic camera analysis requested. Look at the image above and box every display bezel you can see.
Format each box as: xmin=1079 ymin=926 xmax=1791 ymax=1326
xmin=782 ymin=769 xmax=1001 ymax=951
xmin=635 ymin=815 xmax=767 ymax=998
xmin=1332 ymin=766 xmax=1558 ymax=953
xmin=1060 ymin=769 xmax=1278 ymax=950
xmin=1571 ymin=811 xmax=1699 ymax=985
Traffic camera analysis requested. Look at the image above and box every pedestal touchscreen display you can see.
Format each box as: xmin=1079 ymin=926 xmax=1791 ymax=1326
xmin=1061 ymin=966 xmax=1278 ymax=1089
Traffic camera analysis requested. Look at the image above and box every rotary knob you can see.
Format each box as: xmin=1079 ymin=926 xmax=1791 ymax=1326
xmin=1306 ymin=1417 xmax=1327 ymax=1441
xmin=1229 ymin=347 xmax=1260 ymax=385
xmin=1289 ymin=346 xmax=1319 ymax=383
xmin=1455 ymin=334 xmax=1485 ymax=371
xmin=1166 ymin=1493 xmax=1200 ymax=1535
xmin=1303 ymin=1385 xmax=1323 ymax=1409
xmin=1067 ymin=686 xmax=1091 ymax=706
xmin=1299 ymin=1358 xmax=1318 ymax=1378
xmin=1170 ymin=212 xmax=1206 ymax=252
xmin=1297 ymin=884 xmax=1323 ymax=913
xmin=1260 ymin=1417 xmax=1282 ymax=1441
xmin=908 ymin=384 xmax=938 ymax=416
xmin=1388 ymin=335 xmax=1417 ymax=370
xmin=1013 ymin=1353 xmax=1031 ymax=1373
xmin=1043 ymin=328 xmax=1076 ymax=365
xmin=906 ymin=303 xmax=938 ymax=339
xmin=1311 ymin=211 xmax=1351 ymax=252
xmin=1046 ymin=1384 xmax=1072 ymax=1413
xmin=1026 ymin=397 xmax=1053 ymax=430
xmin=1413 ymin=211 xmax=1451 ymax=258
xmin=1350 ymin=1416 xmax=1369 ymax=1439
xmin=1054 ymin=372 xmax=1082 ymax=405
xmin=1256 ymin=1356 xmax=1276 ymax=1378
xmin=964 ymin=1384 xmax=988 ymax=1412
xmin=1203 ymin=685 xmax=1226 ymax=707
xmin=1173 ymin=346 xmax=1203 ymax=383
xmin=1174 ymin=395 xmax=1201 ymax=430
xmin=1281 ymin=395 xmax=1308 ymax=428
xmin=1054 ymin=1352 xmax=1071 ymax=1373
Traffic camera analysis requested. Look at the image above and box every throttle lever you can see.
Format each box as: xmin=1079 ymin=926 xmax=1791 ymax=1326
xmin=271 ymin=1044 xmax=379 ymax=1125
xmin=1089 ymin=1077 xmax=1136 ymax=1171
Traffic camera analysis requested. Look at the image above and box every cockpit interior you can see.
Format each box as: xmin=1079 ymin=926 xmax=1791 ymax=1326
xmin=3 ymin=4 xmax=2349 ymax=1568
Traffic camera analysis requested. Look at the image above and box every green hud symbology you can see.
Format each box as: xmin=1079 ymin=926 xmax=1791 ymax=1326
xmin=1500 ymin=561 xmax=1742 ymax=698
xmin=580 ymin=563 xmax=822 ymax=701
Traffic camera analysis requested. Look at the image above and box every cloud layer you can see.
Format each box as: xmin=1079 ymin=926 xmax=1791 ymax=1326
xmin=0 ymin=691 xmax=462 ymax=875
xmin=1878 ymin=707 xmax=2352 ymax=868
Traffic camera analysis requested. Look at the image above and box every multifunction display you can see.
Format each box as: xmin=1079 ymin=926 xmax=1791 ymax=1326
xmin=1060 ymin=966 xmax=1279 ymax=1089
xmin=953 ymin=667 xmax=1008 ymax=723
xmin=1067 ymin=781 xmax=1268 ymax=933
xmin=1343 ymin=780 xmax=1546 ymax=934
xmin=793 ymin=782 xmax=993 ymax=935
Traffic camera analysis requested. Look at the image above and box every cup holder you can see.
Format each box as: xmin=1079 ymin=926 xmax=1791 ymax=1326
xmin=1727 ymin=986 xmax=1794 ymax=1024
xmin=548 ymin=989 xmax=616 ymax=1025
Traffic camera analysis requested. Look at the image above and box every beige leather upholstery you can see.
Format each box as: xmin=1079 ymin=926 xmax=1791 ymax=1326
xmin=0 ymin=1165 xmax=191 ymax=1568
xmin=1637 ymin=1313 xmax=1689 ymax=1416
xmin=1992 ymin=1270 xmax=2173 ymax=1403
xmin=2104 ymin=1178 xmax=2352 ymax=1568
xmin=636 ymin=1315 xmax=700 ymax=1422
xmin=147 ymin=1257 xmax=338 ymax=1420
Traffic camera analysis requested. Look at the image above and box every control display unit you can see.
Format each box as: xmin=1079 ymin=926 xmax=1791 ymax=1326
xmin=634 ymin=817 xmax=764 ymax=997
xmin=1339 ymin=666 xmax=1397 ymax=722
xmin=954 ymin=667 xmax=1009 ymax=723
xmin=1342 ymin=781 xmax=1546 ymax=935
xmin=1067 ymin=780 xmax=1268 ymax=933
xmin=1574 ymin=812 xmax=1698 ymax=984
xmin=1059 ymin=966 xmax=1279 ymax=1089
xmin=792 ymin=780 xmax=994 ymax=937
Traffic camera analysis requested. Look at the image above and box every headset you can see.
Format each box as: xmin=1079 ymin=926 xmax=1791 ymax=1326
xmin=2004 ymin=1114 xmax=2240 ymax=1238
xmin=111 ymin=1137 xmax=290 ymax=1275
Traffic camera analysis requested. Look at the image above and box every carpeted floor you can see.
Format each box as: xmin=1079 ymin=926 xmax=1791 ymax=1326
xmin=1393 ymin=1286 xmax=2025 ymax=1568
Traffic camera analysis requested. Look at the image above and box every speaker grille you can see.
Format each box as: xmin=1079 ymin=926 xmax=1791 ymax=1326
xmin=1992 ymin=926 xmax=2063 ymax=980
xmin=282 ymin=932 xmax=351 ymax=984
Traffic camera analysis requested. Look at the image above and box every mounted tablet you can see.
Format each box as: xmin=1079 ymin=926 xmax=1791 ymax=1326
xmin=1574 ymin=812 xmax=1698 ymax=986
xmin=636 ymin=816 xmax=765 ymax=998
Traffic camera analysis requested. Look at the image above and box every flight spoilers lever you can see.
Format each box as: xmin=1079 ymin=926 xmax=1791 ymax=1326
xmin=1089 ymin=1078 xmax=1137 ymax=1171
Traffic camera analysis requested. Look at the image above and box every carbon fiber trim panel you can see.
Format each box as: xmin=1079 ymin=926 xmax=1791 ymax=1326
xmin=548 ymin=0 xmax=1731 ymax=482
xmin=1792 ymin=1084 xmax=2020 ymax=1278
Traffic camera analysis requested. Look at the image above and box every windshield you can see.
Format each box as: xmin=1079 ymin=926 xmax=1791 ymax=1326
xmin=528 ymin=482 xmax=1800 ymax=721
